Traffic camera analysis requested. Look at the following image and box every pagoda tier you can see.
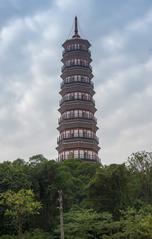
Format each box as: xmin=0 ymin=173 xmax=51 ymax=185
xmin=57 ymin=17 xmax=100 ymax=163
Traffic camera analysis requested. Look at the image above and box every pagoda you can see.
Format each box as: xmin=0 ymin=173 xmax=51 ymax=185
xmin=57 ymin=17 xmax=100 ymax=163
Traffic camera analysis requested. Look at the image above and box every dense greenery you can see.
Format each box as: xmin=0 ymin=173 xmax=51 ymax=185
xmin=0 ymin=189 xmax=42 ymax=239
xmin=0 ymin=151 xmax=152 ymax=238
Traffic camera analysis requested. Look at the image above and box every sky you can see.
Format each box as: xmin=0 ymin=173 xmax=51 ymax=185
xmin=0 ymin=0 xmax=152 ymax=164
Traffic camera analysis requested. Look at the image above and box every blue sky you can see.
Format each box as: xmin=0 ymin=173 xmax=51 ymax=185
xmin=0 ymin=0 xmax=152 ymax=164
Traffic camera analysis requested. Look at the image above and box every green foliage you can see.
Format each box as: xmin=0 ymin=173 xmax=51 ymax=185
xmin=127 ymin=151 xmax=152 ymax=173
xmin=58 ymin=159 xmax=99 ymax=208
xmin=60 ymin=206 xmax=152 ymax=239
xmin=24 ymin=229 xmax=52 ymax=239
xmin=63 ymin=208 xmax=113 ymax=239
xmin=28 ymin=157 xmax=61 ymax=231
xmin=0 ymin=152 xmax=152 ymax=238
xmin=0 ymin=189 xmax=41 ymax=239
xmin=119 ymin=205 xmax=152 ymax=239
xmin=127 ymin=151 xmax=152 ymax=204
xmin=88 ymin=164 xmax=129 ymax=217
xmin=0 ymin=159 xmax=31 ymax=192
xmin=0 ymin=236 xmax=16 ymax=239
xmin=0 ymin=230 xmax=51 ymax=239
xmin=0 ymin=189 xmax=41 ymax=218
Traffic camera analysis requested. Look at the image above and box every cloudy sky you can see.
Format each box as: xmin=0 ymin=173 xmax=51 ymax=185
xmin=0 ymin=0 xmax=152 ymax=164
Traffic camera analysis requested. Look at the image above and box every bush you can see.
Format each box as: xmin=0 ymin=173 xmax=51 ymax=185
xmin=0 ymin=229 xmax=52 ymax=239
xmin=0 ymin=236 xmax=16 ymax=239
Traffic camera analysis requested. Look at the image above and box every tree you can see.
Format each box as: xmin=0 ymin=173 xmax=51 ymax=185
xmin=88 ymin=164 xmax=129 ymax=218
xmin=29 ymin=154 xmax=48 ymax=166
xmin=0 ymin=189 xmax=42 ymax=239
xmin=127 ymin=151 xmax=152 ymax=204
xmin=29 ymin=158 xmax=60 ymax=231
xmin=120 ymin=205 xmax=152 ymax=239
xmin=127 ymin=151 xmax=152 ymax=173
xmin=59 ymin=207 xmax=114 ymax=239
xmin=0 ymin=159 xmax=31 ymax=192
xmin=58 ymin=159 xmax=99 ymax=208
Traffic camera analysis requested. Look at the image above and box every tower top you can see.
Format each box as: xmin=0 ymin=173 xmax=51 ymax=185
xmin=72 ymin=16 xmax=80 ymax=39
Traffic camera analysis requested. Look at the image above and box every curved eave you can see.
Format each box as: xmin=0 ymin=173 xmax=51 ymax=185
xmin=58 ymin=100 xmax=97 ymax=114
xmin=60 ymin=68 xmax=94 ymax=80
xmin=59 ymin=83 xmax=95 ymax=96
xmin=56 ymin=139 xmax=100 ymax=152
xmin=57 ymin=118 xmax=98 ymax=132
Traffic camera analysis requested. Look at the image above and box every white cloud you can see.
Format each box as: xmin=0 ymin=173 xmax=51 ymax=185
xmin=0 ymin=0 xmax=152 ymax=164
xmin=127 ymin=9 xmax=152 ymax=32
xmin=95 ymin=16 xmax=152 ymax=163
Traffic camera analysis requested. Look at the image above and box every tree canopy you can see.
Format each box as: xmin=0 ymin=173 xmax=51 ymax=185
xmin=0 ymin=151 xmax=152 ymax=238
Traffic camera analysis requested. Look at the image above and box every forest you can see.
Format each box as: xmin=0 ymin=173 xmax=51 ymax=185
xmin=0 ymin=151 xmax=152 ymax=239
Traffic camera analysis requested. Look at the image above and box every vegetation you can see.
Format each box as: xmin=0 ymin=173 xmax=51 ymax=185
xmin=0 ymin=189 xmax=42 ymax=239
xmin=0 ymin=151 xmax=152 ymax=238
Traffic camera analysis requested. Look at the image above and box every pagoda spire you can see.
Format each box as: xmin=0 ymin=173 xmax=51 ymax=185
xmin=75 ymin=16 xmax=78 ymax=35
xmin=73 ymin=16 xmax=80 ymax=38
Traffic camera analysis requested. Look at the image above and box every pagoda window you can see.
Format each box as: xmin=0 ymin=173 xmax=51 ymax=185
xmin=71 ymin=110 xmax=74 ymax=117
xmin=67 ymin=111 xmax=71 ymax=117
xmin=74 ymin=129 xmax=79 ymax=137
xmin=59 ymin=150 xmax=98 ymax=161
xmin=79 ymin=150 xmax=84 ymax=158
xmin=63 ymin=92 xmax=92 ymax=102
xmin=65 ymin=151 xmax=69 ymax=159
xmin=74 ymin=150 xmax=79 ymax=158
xmin=79 ymin=129 xmax=83 ymax=137
xmin=75 ymin=44 xmax=78 ymax=50
xmin=79 ymin=110 xmax=83 ymax=117
xmin=77 ymin=59 xmax=81 ymax=65
xmin=85 ymin=111 xmax=89 ymax=118
xmin=78 ymin=75 xmax=81 ymax=81
xmin=88 ymin=151 xmax=93 ymax=159
xmin=64 ymin=75 xmax=90 ymax=84
xmin=75 ymin=110 xmax=79 ymax=117
xmin=64 ymin=132 xmax=68 ymax=138
xmin=61 ymin=110 xmax=94 ymax=121
xmin=65 ymin=44 xmax=87 ymax=52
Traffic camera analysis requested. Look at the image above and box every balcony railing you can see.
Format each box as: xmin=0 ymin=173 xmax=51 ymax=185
xmin=62 ymin=64 xmax=92 ymax=72
xmin=58 ymin=114 xmax=97 ymax=124
xmin=59 ymin=154 xmax=100 ymax=162
xmin=60 ymin=79 xmax=94 ymax=88
xmin=62 ymin=48 xmax=91 ymax=56
xmin=57 ymin=133 xmax=99 ymax=144
xmin=60 ymin=95 xmax=95 ymax=105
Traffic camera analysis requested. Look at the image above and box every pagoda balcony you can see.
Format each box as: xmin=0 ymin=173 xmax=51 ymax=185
xmin=58 ymin=114 xmax=97 ymax=124
xmin=61 ymin=64 xmax=92 ymax=72
xmin=60 ymin=95 xmax=95 ymax=105
xmin=59 ymin=154 xmax=100 ymax=163
xmin=60 ymin=79 xmax=94 ymax=88
xmin=56 ymin=139 xmax=100 ymax=153
xmin=57 ymin=134 xmax=99 ymax=144
xmin=62 ymin=48 xmax=91 ymax=56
